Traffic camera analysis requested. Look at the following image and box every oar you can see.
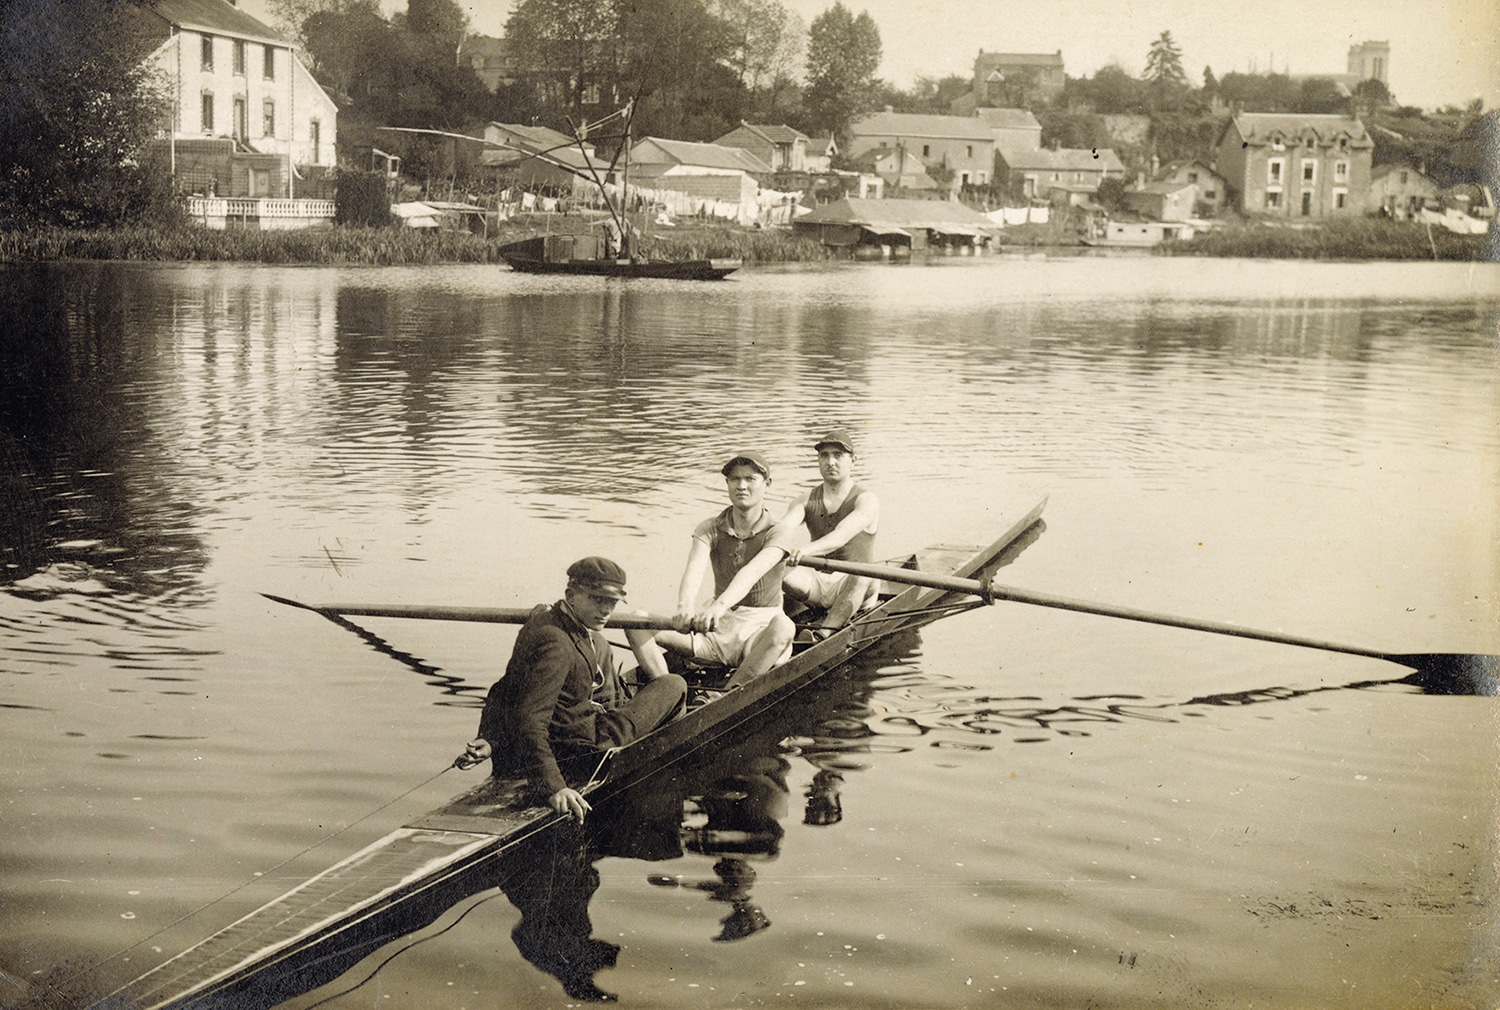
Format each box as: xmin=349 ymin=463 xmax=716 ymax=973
xmin=261 ymin=593 xmax=680 ymax=631
xmin=789 ymin=557 xmax=1498 ymax=694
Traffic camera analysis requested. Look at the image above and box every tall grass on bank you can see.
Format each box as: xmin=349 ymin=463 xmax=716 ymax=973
xmin=0 ymin=220 xmax=834 ymax=266
xmin=0 ymin=226 xmax=508 ymax=264
xmin=1161 ymin=218 xmax=1495 ymax=261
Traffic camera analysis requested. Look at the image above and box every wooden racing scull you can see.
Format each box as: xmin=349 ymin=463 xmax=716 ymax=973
xmin=83 ymin=496 xmax=1047 ymax=1010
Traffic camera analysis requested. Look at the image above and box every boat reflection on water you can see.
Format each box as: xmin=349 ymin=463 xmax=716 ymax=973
xmin=491 ymin=635 xmax=901 ymax=1001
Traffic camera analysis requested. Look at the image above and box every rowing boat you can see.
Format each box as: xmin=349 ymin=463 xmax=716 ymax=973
xmin=85 ymin=497 xmax=1047 ymax=1010
xmin=498 ymin=236 xmax=742 ymax=280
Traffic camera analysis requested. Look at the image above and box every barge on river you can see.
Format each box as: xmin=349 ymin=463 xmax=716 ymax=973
xmin=498 ymin=234 xmax=740 ymax=280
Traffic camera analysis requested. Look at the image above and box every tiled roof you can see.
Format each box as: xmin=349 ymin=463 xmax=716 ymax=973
xmin=851 ymin=111 xmax=995 ymax=142
xmin=632 ymin=137 xmax=773 ymax=173
xmin=977 ymin=51 xmax=1064 ymax=66
xmin=1230 ymin=113 xmax=1372 ymax=146
xmin=147 ymin=0 xmax=285 ymax=44
xmin=998 ymin=146 xmax=1126 ymax=173
xmin=976 ymin=108 xmax=1042 ymax=131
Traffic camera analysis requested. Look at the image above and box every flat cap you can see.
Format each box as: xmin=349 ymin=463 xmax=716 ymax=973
xmin=566 ymin=556 xmax=628 ymax=600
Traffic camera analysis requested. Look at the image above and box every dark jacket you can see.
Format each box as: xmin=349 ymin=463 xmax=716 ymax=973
xmin=477 ymin=602 xmax=622 ymax=795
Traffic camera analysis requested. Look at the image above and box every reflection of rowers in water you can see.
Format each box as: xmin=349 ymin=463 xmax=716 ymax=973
xmin=498 ymin=750 xmax=817 ymax=1000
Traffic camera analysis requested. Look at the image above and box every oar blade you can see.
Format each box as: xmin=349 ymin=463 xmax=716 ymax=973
xmin=1391 ymin=653 xmax=1500 ymax=696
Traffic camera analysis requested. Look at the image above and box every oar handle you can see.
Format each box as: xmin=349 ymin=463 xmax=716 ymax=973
xmin=262 ymin=594 xmax=680 ymax=630
xmin=789 ymin=557 xmax=1392 ymax=662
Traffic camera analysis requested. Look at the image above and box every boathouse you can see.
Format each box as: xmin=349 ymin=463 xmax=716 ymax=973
xmin=793 ymin=197 xmax=999 ymax=256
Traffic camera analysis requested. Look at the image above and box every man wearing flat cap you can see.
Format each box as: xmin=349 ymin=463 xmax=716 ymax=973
xmin=627 ymin=451 xmax=796 ymax=690
xmin=463 ymin=557 xmax=686 ymax=823
xmin=780 ymin=431 xmax=881 ymax=631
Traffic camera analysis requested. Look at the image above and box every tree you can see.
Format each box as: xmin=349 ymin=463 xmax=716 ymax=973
xmin=803 ymin=2 xmax=880 ymax=138
xmin=710 ymin=0 xmax=802 ymax=96
xmin=1066 ymin=64 xmax=1146 ymax=115
xmin=1202 ymin=65 xmax=1216 ymax=92
xmin=505 ymin=0 xmax=619 ymax=118
xmin=1143 ymin=30 xmax=1188 ymax=110
xmin=617 ymin=0 xmax=742 ymax=139
xmin=1295 ymin=77 xmax=1349 ymax=115
xmin=0 ymin=0 xmax=181 ymax=228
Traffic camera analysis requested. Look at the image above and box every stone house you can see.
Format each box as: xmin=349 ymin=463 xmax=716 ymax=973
xmin=140 ymin=0 xmax=336 ymax=198
xmin=627 ymin=137 xmax=772 ymax=224
xmin=1214 ymin=113 xmax=1373 ymax=218
xmin=1123 ymin=181 xmax=1198 ymax=222
xmin=846 ymin=111 xmax=995 ymax=192
xmin=848 ymin=146 xmax=942 ymax=196
xmin=994 ymin=146 xmax=1126 ymax=200
xmin=950 ymin=50 xmax=1066 ymax=112
xmin=1366 ymin=164 xmax=1440 ymax=219
xmin=975 ymin=108 xmax=1043 ymax=154
xmin=712 ymin=123 xmax=810 ymax=173
xmin=479 ymin=123 xmax=608 ymax=194
xmin=1156 ymin=160 xmax=1228 ymax=216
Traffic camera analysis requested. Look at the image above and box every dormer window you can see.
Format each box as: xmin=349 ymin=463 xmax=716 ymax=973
xmin=1271 ymin=135 xmax=1285 ymax=151
xmin=1338 ymin=137 xmax=1348 ymax=151
xmin=1304 ymin=137 xmax=1315 ymax=149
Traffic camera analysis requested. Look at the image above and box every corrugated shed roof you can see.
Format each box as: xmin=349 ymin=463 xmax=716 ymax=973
xmin=1230 ymin=113 xmax=1372 ymax=146
xmin=148 ymin=0 xmax=285 ymax=44
xmin=851 ymin=111 xmax=995 ymax=142
xmin=798 ymin=197 xmax=999 ymax=230
xmin=631 ymin=137 xmax=772 ymax=173
xmin=998 ymin=146 xmax=1126 ymax=173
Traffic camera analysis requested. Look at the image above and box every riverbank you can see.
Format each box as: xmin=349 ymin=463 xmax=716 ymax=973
xmin=1160 ymin=218 xmax=1494 ymax=261
xmin=2 ymin=216 xmax=1492 ymax=266
xmin=0 ymin=219 xmax=830 ymax=266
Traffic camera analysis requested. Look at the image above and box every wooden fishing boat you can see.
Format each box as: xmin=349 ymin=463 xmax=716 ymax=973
xmin=84 ymin=497 xmax=1047 ymax=1010
xmin=498 ymin=235 xmax=741 ymax=280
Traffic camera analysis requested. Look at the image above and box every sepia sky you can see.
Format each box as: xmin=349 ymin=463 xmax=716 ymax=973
xmin=245 ymin=0 xmax=1498 ymax=110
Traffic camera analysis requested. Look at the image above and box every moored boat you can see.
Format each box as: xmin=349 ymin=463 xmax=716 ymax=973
xmin=498 ymin=235 xmax=740 ymax=280
xmin=80 ymin=497 xmax=1047 ymax=1010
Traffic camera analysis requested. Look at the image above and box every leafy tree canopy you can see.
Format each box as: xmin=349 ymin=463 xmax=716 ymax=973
xmin=803 ymin=2 xmax=881 ymax=138
xmin=0 ymin=0 xmax=181 ymax=228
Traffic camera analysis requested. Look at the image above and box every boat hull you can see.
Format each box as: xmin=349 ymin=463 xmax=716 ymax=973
xmin=501 ymin=254 xmax=740 ymax=280
xmin=91 ymin=497 xmax=1047 ymax=1010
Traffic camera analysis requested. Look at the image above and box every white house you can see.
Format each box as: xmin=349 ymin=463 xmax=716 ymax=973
xmin=141 ymin=0 xmax=337 ymax=204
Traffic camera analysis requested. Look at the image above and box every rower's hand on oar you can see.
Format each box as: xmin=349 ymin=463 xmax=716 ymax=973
xmin=550 ymin=787 xmax=591 ymax=823
xmin=455 ymin=738 xmax=491 ymax=770
xmin=689 ymin=601 xmax=729 ymax=633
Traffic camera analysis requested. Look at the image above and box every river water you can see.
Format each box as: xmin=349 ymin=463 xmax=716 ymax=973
xmin=1 ymin=255 xmax=1497 ymax=1009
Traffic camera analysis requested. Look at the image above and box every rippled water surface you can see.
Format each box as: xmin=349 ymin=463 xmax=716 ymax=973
xmin=1 ymin=256 xmax=1497 ymax=1009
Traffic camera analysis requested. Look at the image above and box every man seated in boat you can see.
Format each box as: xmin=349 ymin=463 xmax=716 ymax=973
xmin=627 ymin=451 xmax=797 ymax=691
xmin=461 ymin=557 xmax=686 ymax=823
xmin=780 ymin=430 xmax=881 ymax=633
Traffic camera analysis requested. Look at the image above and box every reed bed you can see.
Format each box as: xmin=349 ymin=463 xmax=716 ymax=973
xmin=1161 ymin=218 xmax=1494 ymax=261
xmin=0 ymin=221 xmax=833 ymax=266
xmin=0 ymin=226 xmax=509 ymax=264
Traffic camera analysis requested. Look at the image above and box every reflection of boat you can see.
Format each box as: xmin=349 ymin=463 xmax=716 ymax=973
xmin=498 ymin=235 xmax=740 ymax=280
xmin=93 ymin=497 xmax=1046 ymax=1010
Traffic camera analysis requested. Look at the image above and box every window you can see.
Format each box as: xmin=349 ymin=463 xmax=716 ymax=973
xmin=1399 ymin=170 xmax=1409 ymax=184
xmin=1271 ymin=135 xmax=1285 ymax=151
xmin=1333 ymin=188 xmax=1347 ymax=209
xmin=233 ymin=40 xmax=246 ymax=75
xmin=1187 ymin=171 xmax=1199 ymax=182
xmin=263 ymin=45 xmax=275 ymax=80
xmin=1334 ymin=160 xmax=1349 ymax=182
xmin=310 ymin=120 xmax=320 ymax=164
xmin=1302 ymin=161 xmax=1316 ymax=183
xmin=582 ymin=82 xmax=600 ymax=105
xmin=1300 ymin=191 xmax=1312 ymax=215
xmin=922 ymin=144 xmax=930 ymax=157
xmin=201 ymin=92 xmax=214 ymax=132
xmin=1204 ymin=189 xmax=1217 ymax=199
xmin=200 ymin=35 xmax=214 ymax=71
xmin=1265 ymin=190 xmax=1282 ymax=208
xmin=233 ymin=97 xmax=246 ymax=140
xmin=1337 ymin=138 xmax=1347 ymax=151
xmin=1268 ymin=158 xmax=1284 ymax=183
xmin=262 ymin=98 xmax=275 ymax=137
xmin=966 ymin=145 xmax=973 ymax=158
